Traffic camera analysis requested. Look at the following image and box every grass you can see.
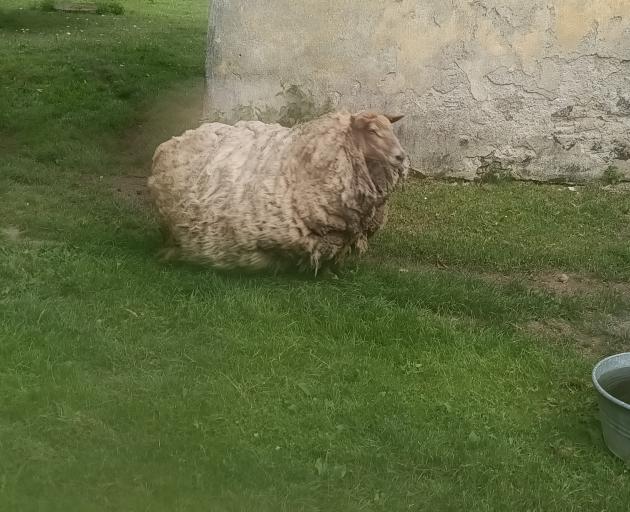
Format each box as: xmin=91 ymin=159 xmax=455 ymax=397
xmin=1 ymin=1 xmax=630 ymax=510
xmin=95 ymin=2 xmax=125 ymax=16
xmin=377 ymin=181 xmax=630 ymax=280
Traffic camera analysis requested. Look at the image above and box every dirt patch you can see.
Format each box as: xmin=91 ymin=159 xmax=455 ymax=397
xmin=79 ymin=174 xmax=151 ymax=206
xmin=373 ymin=256 xmax=630 ymax=300
xmin=372 ymin=258 xmax=630 ymax=357
xmin=522 ymin=312 xmax=630 ymax=358
xmin=521 ymin=317 xmax=630 ymax=358
xmin=482 ymin=270 xmax=630 ymax=299
xmin=603 ymin=182 xmax=630 ymax=193
xmin=377 ymin=257 xmax=630 ymax=300
xmin=526 ymin=272 xmax=630 ymax=297
xmin=522 ymin=319 xmax=609 ymax=358
xmin=598 ymin=312 xmax=630 ymax=343
xmin=122 ymin=78 xmax=206 ymax=173
xmin=111 ymin=175 xmax=150 ymax=203
xmin=83 ymin=81 xmax=205 ymax=206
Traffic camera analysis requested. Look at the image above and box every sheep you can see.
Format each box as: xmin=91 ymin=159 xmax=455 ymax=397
xmin=147 ymin=111 xmax=409 ymax=273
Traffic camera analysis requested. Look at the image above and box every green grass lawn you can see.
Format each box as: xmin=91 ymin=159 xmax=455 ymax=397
xmin=1 ymin=1 xmax=630 ymax=510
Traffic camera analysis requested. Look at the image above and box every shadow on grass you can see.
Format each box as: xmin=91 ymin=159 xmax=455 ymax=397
xmin=117 ymin=235 xmax=577 ymax=330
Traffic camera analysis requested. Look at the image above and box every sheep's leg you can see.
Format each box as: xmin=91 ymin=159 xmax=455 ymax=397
xmin=158 ymin=221 xmax=176 ymax=245
xmin=157 ymin=246 xmax=181 ymax=262
xmin=156 ymin=222 xmax=181 ymax=262
xmin=319 ymin=262 xmax=340 ymax=280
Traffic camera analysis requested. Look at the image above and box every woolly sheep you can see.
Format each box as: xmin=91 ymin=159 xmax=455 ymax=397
xmin=147 ymin=111 xmax=409 ymax=273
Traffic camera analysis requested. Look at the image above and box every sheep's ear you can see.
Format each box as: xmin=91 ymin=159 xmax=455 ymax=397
xmin=386 ymin=114 xmax=404 ymax=124
xmin=351 ymin=114 xmax=368 ymax=129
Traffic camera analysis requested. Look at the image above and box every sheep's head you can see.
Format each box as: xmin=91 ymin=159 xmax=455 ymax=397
xmin=351 ymin=112 xmax=407 ymax=169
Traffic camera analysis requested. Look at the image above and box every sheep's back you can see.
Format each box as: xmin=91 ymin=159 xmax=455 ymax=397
xmin=148 ymin=121 xmax=298 ymax=265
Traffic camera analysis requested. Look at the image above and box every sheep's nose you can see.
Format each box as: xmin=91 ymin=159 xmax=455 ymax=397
xmin=395 ymin=153 xmax=405 ymax=163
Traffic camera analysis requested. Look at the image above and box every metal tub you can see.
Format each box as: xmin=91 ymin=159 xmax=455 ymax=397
xmin=592 ymin=353 xmax=630 ymax=462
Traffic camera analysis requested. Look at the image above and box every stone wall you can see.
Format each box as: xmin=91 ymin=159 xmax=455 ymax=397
xmin=205 ymin=1 xmax=630 ymax=182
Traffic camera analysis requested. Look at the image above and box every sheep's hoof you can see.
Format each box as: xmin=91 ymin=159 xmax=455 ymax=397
xmin=319 ymin=267 xmax=339 ymax=280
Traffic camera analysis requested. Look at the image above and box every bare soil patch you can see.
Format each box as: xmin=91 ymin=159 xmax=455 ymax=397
xmin=522 ymin=319 xmax=608 ymax=358
xmin=111 ymin=175 xmax=150 ymax=203
xmin=480 ymin=270 xmax=630 ymax=299
xmin=122 ymin=78 xmax=206 ymax=173
xmin=522 ymin=314 xmax=630 ymax=359
xmin=527 ymin=272 xmax=630 ymax=298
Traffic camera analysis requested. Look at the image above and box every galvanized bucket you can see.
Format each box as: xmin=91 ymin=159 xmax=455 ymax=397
xmin=592 ymin=353 xmax=630 ymax=462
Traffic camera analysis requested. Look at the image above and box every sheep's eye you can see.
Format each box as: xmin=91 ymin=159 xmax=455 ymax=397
xmin=368 ymin=128 xmax=378 ymax=135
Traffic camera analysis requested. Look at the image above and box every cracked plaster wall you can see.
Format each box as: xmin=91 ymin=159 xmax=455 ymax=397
xmin=205 ymin=0 xmax=630 ymax=181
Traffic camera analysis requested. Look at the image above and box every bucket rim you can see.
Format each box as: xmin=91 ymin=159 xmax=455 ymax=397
xmin=592 ymin=352 xmax=630 ymax=411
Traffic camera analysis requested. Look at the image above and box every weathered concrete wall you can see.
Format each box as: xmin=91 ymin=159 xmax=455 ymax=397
xmin=205 ymin=1 xmax=630 ymax=182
